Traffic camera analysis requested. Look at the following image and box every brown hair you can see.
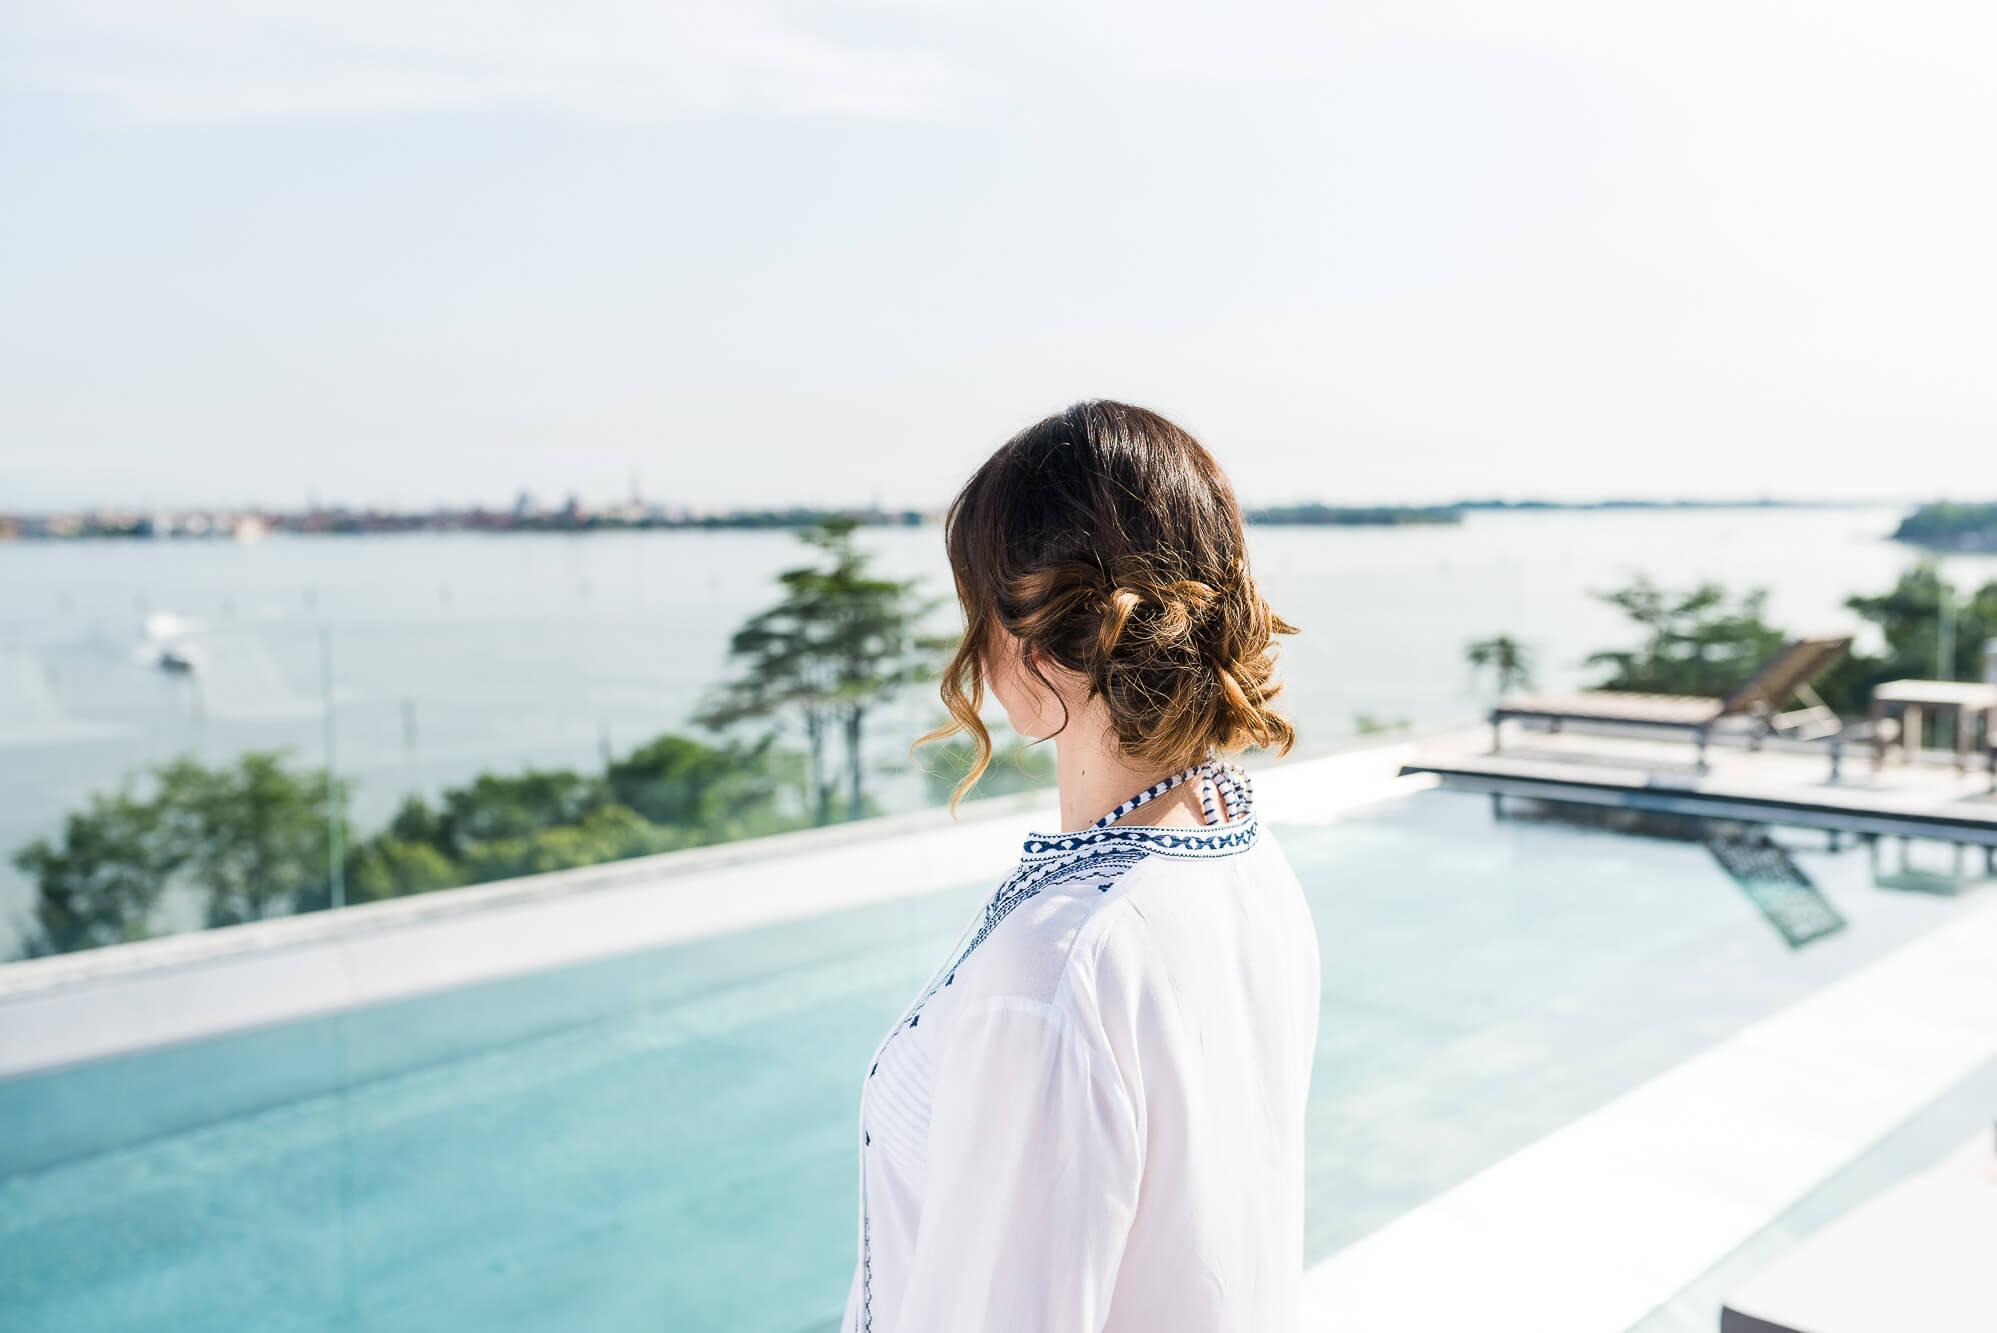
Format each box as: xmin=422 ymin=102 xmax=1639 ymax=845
xmin=912 ymin=399 xmax=1298 ymax=811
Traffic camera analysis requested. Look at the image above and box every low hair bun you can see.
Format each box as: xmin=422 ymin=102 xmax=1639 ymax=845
xmin=916 ymin=399 xmax=1299 ymax=811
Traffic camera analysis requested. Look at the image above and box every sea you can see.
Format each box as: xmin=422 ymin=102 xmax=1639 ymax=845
xmin=4 ymin=505 xmax=1993 ymax=956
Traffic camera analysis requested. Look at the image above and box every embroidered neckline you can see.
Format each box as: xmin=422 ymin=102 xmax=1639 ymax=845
xmin=1022 ymin=756 xmax=1257 ymax=859
xmin=1020 ymin=818 xmax=1258 ymax=857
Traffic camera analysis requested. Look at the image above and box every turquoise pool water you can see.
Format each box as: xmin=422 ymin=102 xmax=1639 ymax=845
xmin=0 ymin=788 xmax=1976 ymax=1331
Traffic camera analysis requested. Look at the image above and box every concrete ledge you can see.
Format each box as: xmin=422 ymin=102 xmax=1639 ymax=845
xmin=0 ymin=785 xmax=1059 ymax=1002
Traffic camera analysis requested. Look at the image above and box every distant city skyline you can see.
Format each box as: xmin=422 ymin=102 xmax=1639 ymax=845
xmin=5 ymin=2 xmax=1994 ymax=510
xmin=0 ymin=474 xmax=1969 ymax=517
xmin=0 ymin=492 xmax=1917 ymax=536
xmin=0 ymin=465 xmax=1979 ymax=516
xmin=0 ymin=466 xmax=1977 ymax=518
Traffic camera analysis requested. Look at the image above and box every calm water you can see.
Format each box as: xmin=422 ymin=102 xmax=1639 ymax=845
xmin=0 ymin=788 xmax=1974 ymax=1331
xmin=3 ymin=506 xmax=1993 ymax=950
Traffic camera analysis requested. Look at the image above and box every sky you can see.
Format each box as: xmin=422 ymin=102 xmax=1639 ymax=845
xmin=3 ymin=1 xmax=1994 ymax=512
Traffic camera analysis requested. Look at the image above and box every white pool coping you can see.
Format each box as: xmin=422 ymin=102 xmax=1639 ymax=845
xmin=1297 ymin=883 xmax=1997 ymax=1333
xmin=0 ymin=739 xmax=1432 ymax=1081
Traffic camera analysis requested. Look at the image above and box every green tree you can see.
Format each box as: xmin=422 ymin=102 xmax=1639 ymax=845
xmin=346 ymin=837 xmax=463 ymax=903
xmin=698 ymin=516 xmax=942 ymax=824
xmin=1846 ymin=559 xmax=1997 ymax=682
xmin=1465 ymin=634 xmax=1536 ymax=697
xmin=456 ymin=804 xmax=685 ymax=883
xmin=339 ymin=733 xmax=803 ymax=900
xmin=12 ymin=784 xmax=181 ymax=956
xmin=431 ymin=769 xmax=610 ymax=857
xmin=1814 ymin=560 xmax=1997 ymax=717
xmin=1585 ymin=576 xmax=1786 ymax=696
xmin=697 ymin=572 xmax=841 ymax=824
xmin=385 ymin=792 xmax=448 ymax=848
xmin=605 ymin=731 xmax=791 ymax=837
xmin=12 ymin=729 xmax=812 ymax=958
xmin=11 ymin=749 xmax=346 ymax=954
xmin=164 ymin=752 xmax=349 ymax=928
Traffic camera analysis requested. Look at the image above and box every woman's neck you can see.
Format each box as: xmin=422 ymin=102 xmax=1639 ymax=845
xmin=1051 ymin=709 xmax=1213 ymax=833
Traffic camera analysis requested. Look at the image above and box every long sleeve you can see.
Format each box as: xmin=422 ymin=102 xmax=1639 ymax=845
xmin=894 ymin=993 xmax=1144 ymax=1332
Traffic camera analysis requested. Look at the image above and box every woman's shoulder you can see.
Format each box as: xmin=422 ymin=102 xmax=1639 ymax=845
xmin=950 ymin=813 xmax=1292 ymax=1011
xmin=1074 ymin=830 xmax=1307 ymax=996
xmin=939 ymin=844 xmax=1162 ymax=1013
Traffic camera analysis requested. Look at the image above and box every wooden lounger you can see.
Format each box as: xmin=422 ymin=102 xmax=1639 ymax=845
xmin=1491 ymin=635 xmax=1854 ymax=771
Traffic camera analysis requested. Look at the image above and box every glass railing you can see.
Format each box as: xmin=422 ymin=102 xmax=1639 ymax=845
xmin=3 ymin=503 xmax=1993 ymax=965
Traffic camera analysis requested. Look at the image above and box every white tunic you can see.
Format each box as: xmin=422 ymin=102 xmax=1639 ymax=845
xmin=839 ymin=763 xmax=1321 ymax=1332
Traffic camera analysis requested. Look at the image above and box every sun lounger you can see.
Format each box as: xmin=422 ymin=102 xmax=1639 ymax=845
xmin=1491 ymin=635 xmax=1854 ymax=771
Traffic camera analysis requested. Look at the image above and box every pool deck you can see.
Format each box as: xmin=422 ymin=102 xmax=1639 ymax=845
xmin=1405 ymin=722 xmax=1997 ymax=852
xmin=1294 ymin=721 xmax=1997 ymax=1331
xmin=1300 ymin=869 xmax=1997 ymax=1332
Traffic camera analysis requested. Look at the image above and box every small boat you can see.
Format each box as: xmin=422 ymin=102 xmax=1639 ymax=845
xmin=138 ymin=611 xmax=201 ymax=675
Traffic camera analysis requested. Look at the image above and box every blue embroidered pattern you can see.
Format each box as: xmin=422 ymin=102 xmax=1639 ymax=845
xmin=860 ymin=1166 xmax=873 ymax=1332
xmin=1089 ymin=757 xmax=1208 ymax=829
xmin=1020 ymin=822 xmax=1258 ymax=857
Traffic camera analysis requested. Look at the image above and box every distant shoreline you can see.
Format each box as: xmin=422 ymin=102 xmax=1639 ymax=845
xmin=0 ymin=498 xmax=1901 ymax=542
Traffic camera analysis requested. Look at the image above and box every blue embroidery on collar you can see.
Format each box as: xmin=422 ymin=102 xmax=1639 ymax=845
xmin=1021 ymin=818 xmax=1259 ymax=858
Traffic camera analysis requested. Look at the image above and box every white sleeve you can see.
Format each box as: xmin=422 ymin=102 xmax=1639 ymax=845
xmin=894 ymin=993 xmax=1143 ymax=1332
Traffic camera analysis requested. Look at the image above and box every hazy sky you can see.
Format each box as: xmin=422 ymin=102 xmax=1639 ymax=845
xmin=4 ymin=2 xmax=1993 ymax=511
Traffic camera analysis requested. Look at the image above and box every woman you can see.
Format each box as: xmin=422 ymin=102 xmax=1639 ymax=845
xmin=840 ymin=400 xmax=1321 ymax=1332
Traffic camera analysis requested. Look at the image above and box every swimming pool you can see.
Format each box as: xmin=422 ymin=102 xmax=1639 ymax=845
xmin=0 ymin=785 xmax=1977 ymax=1332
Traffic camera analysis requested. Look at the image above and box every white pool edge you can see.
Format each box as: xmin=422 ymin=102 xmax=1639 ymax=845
xmin=0 ymin=739 xmax=1428 ymax=1080
xmin=1298 ymin=885 xmax=1997 ymax=1333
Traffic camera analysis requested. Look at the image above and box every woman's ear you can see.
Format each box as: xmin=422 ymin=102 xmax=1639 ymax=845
xmin=1019 ymin=640 xmax=1079 ymax=704
xmin=1019 ymin=641 xmax=1067 ymax=693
